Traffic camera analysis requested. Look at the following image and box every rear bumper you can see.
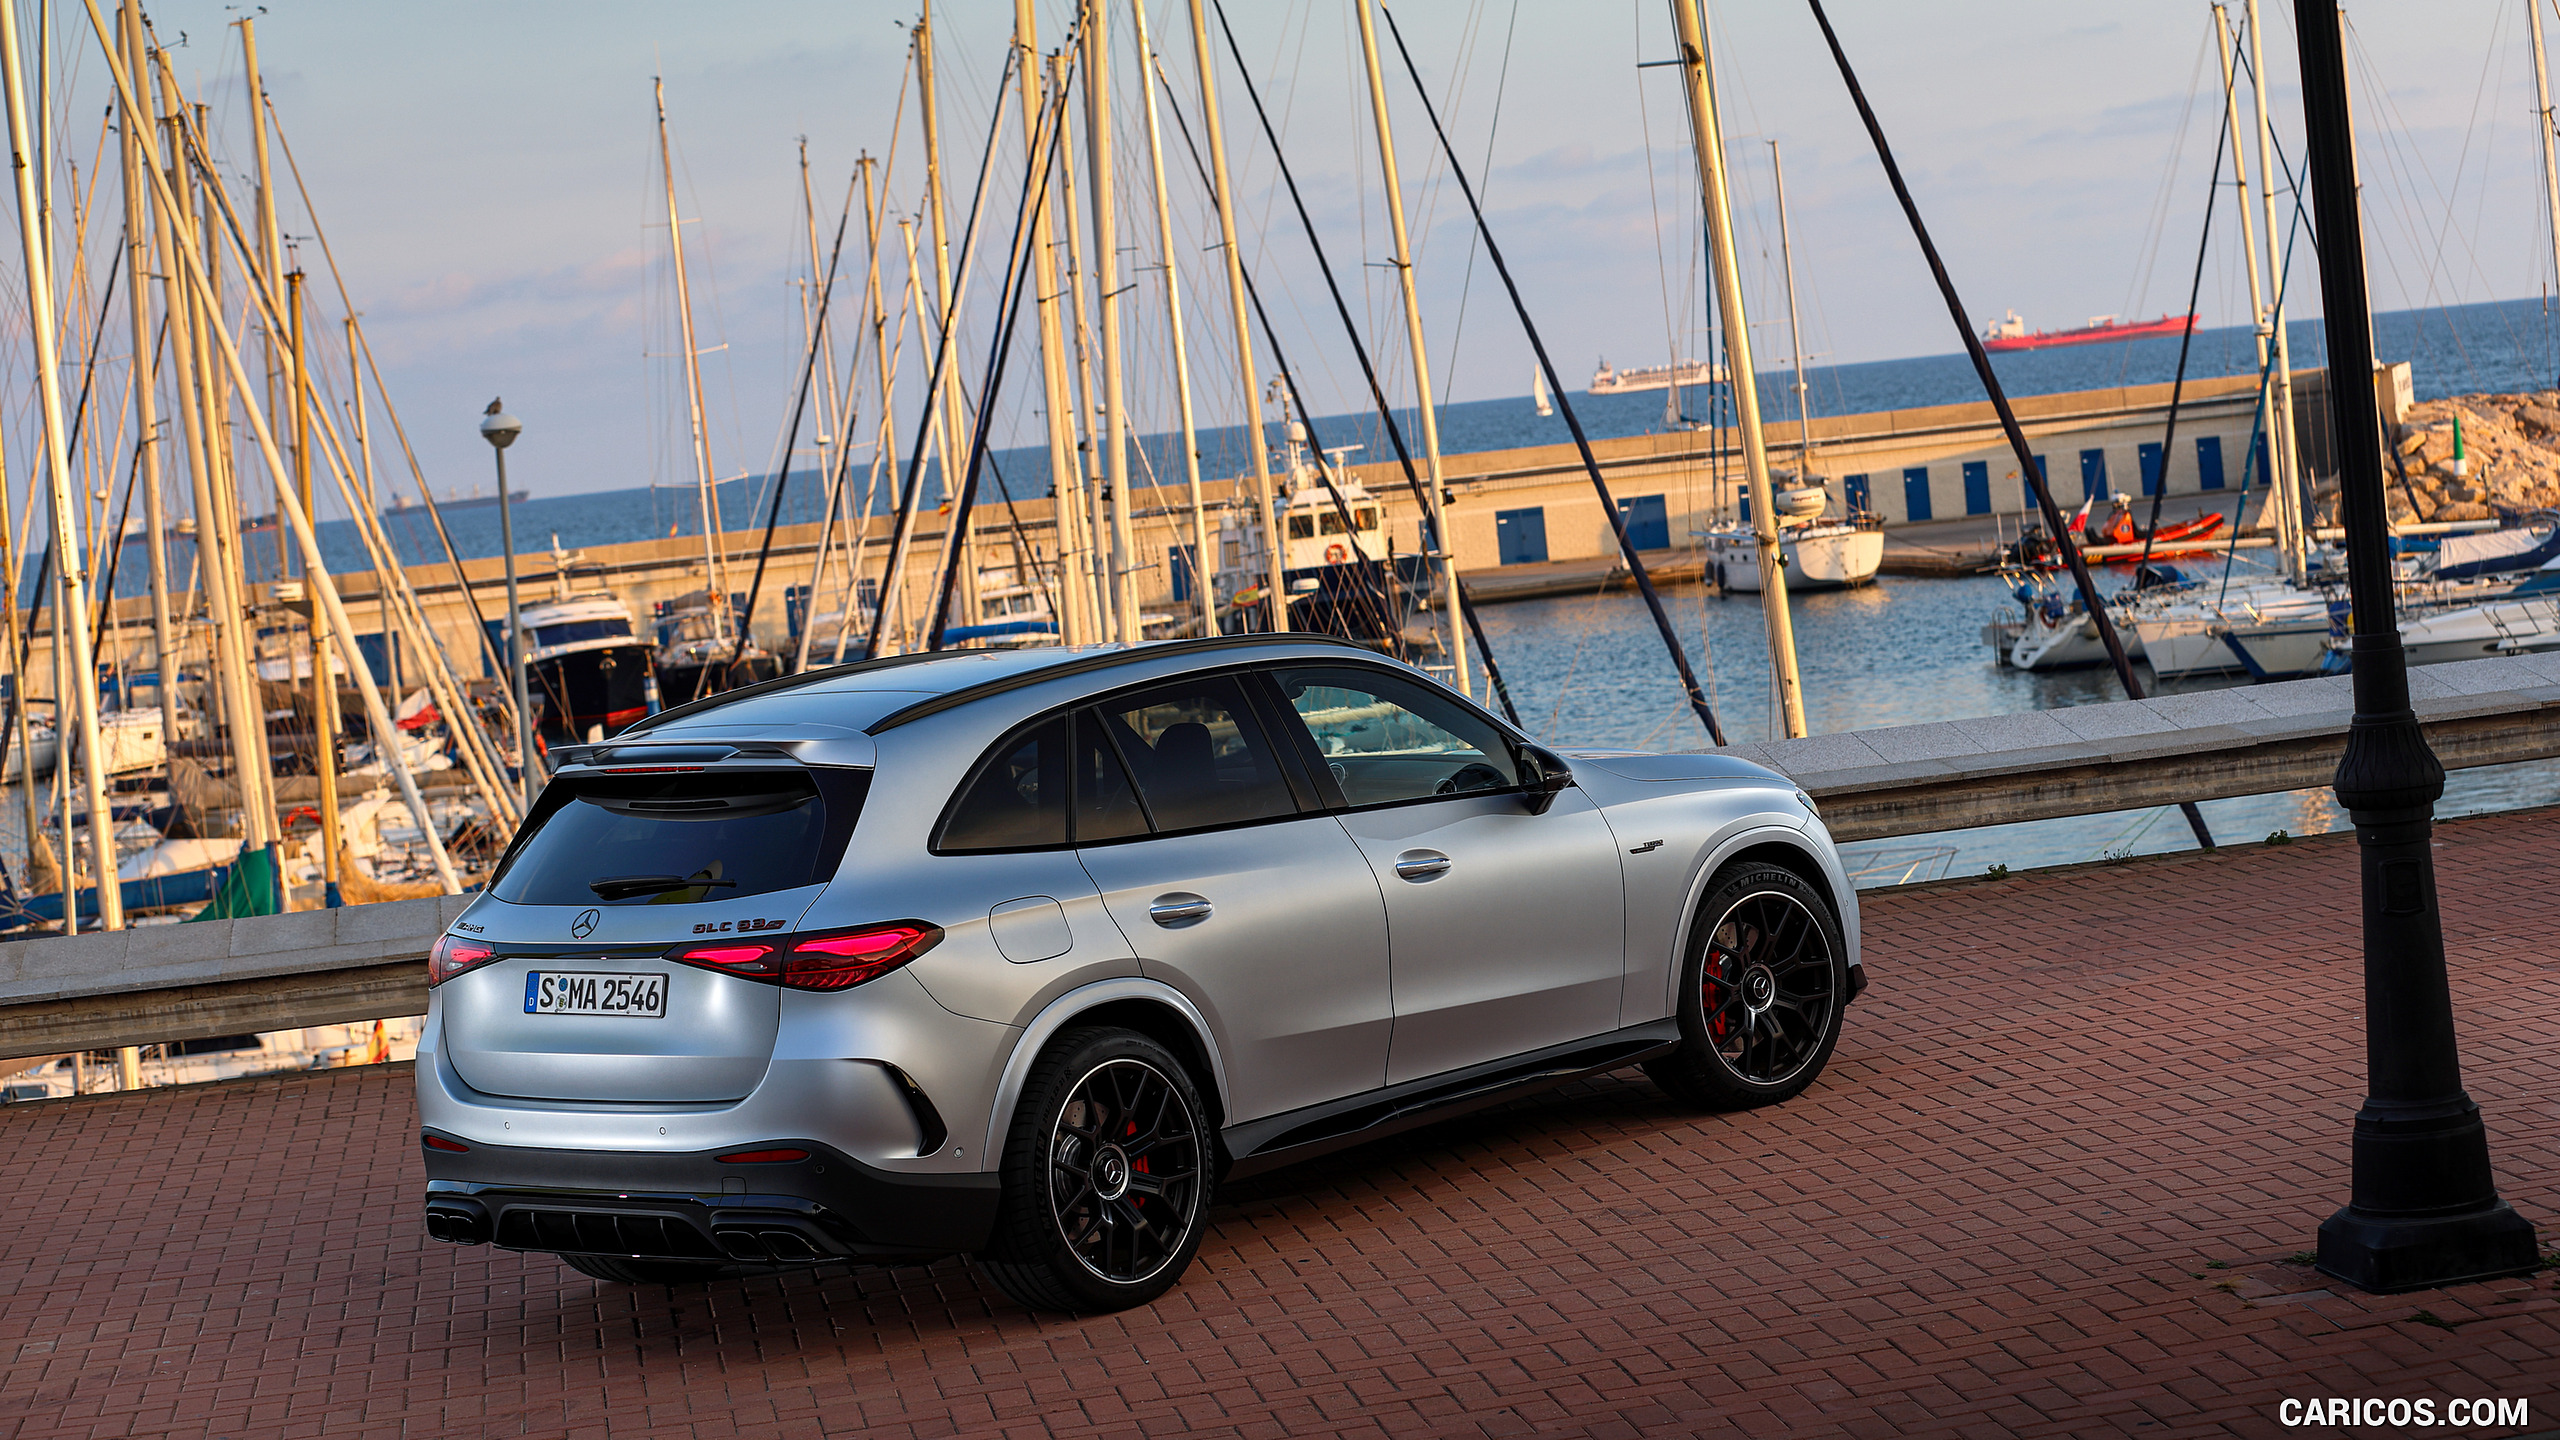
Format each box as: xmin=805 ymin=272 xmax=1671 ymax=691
xmin=421 ymin=1132 xmax=999 ymax=1264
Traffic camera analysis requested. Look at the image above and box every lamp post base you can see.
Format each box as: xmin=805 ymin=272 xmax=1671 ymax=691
xmin=2317 ymin=1199 xmax=2540 ymax=1295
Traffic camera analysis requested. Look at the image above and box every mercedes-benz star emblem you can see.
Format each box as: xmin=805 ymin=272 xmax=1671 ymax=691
xmin=571 ymin=909 xmax=600 ymax=939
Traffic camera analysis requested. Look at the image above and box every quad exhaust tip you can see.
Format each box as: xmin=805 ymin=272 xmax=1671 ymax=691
xmin=425 ymin=1200 xmax=492 ymax=1246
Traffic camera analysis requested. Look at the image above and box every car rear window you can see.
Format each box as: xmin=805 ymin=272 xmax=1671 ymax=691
xmin=490 ymin=767 xmax=867 ymax=907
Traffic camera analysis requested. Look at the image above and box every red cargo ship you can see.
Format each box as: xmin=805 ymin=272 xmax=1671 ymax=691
xmin=1980 ymin=310 xmax=2195 ymax=352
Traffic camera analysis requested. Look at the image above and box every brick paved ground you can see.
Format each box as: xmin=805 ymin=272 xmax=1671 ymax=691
xmin=5 ymin=808 xmax=2559 ymax=1440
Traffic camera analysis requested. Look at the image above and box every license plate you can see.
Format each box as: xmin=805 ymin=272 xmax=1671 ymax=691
xmin=524 ymin=971 xmax=668 ymax=1018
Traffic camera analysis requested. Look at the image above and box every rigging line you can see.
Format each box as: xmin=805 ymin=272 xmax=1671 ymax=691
xmin=262 ymin=93 xmax=511 ymax=689
xmin=1201 ymin=3 xmax=1422 ymax=651
xmin=861 ymin=33 xmax=1035 ymax=660
xmin=2119 ymin=20 xmax=2216 ymax=378
xmin=1377 ymin=2 xmax=1717 ymax=743
xmin=1797 ymin=0 xmax=2212 ymax=848
xmin=1437 ymin=0 xmax=1519 ymax=409
xmin=1633 ymin=29 xmax=1685 ymax=418
xmin=927 ymin=59 xmax=1069 ymax=651
xmin=725 ymin=164 xmax=860 ymax=668
xmin=1147 ymin=56 xmax=1515 ymax=722
xmin=2134 ymin=49 xmax=2232 ymax=579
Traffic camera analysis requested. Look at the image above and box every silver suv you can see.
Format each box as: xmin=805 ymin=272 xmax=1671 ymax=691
xmin=418 ymin=635 xmax=1862 ymax=1311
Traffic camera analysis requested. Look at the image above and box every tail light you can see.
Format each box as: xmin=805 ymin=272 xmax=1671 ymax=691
xmin=666 ymin=921 xmax=941 ymax=993
xmin=428 ymin=934 xmax=498 ymax=986
xmin=715 ymin=1148 xmax=809 ymax=1164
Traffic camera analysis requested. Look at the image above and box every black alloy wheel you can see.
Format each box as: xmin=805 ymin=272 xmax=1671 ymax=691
xmin=980 ymin=1027 xmax=1212 ymax=1312
xmin=1645 ymin=861 xmax=1849 ymax=1111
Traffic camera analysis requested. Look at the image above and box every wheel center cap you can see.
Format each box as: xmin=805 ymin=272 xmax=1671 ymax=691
xmin=1742 ymin=965 xmax=1776 ymax=1008
xmin=1093 ymin=1145 xmax=1132 ymax=1200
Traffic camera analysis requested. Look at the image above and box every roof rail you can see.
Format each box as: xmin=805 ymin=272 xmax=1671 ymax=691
xmin=615 ymin=650 xmax=956 ymax=737
xmin=864 ymin=632 xmax=1374 ymax=734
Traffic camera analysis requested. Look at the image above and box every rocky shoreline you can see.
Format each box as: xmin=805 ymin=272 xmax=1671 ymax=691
xmin=2382 ymin=391 xmax=2560 ymax=524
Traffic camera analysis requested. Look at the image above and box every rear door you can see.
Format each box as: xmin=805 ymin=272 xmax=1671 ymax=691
xmin=440 ymin=763 xmax=862 ymax=1102
xmin=1071 ymin=673 xmax=1392 ymax=1122
xmin=1261 ymin=665 xmax=1625 ymax=1087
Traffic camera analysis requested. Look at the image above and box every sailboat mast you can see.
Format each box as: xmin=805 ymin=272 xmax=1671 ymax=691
xmin=2245 ymin=0 xmax=2307 ymax=581
xmin=845 ymin=155 xmax=897 ymax=661
xmin=2531 ymin=0 xmax=2560 ymax=384
xmin=1018 ymin=1 xmax=1090 ymax=645
xmin=289 ymin=268 xmax=340 ymax=893
xmin=116 ymin=0 xmax=177 ymax=763
xmin=1770 ymin=139 xmax=1813 ymax=457
xmin=1355 ymin=0 xmax=1467 ymax=692
xmin=239 ymin=16 xmax=293 ymax=596
xmin=1 ymin=0 xmax=120 ymax=928
xmin=1083 ymin=0 xmax=1140 ymax=642
xmin=1132 ymin=0 xmax=1214 ymax=642
xmin=656 ymin=79 xmax=728 ymax=642
xmin=151 ymin=57 xmax=271 ymax=851
xmin=2211 ymin=4 xmax=2282 ymax=546
xmin=1672 ymin=0 xmax=1806 ymax=738
xmin=800 ymin=140 xmax=844 ymax=519
xmin=914 ymin=2 xmax=982 ymax=633
xmin=1052 ymin=49 xmax=1113 ymax=642
xmin=1185 ymin=0 xmax=1283 ymax=632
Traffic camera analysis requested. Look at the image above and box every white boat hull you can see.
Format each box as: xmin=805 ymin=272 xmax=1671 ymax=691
xmin=2397 ymin=595 xmax=2560 ymax=666
xmin=1710 ymin=527 xmax=1884 ymax=593
xmin=2223 ymin=618 xmax=2336 ymax=680
xmin=2128 ymin=616 xmax=2245 ymax=677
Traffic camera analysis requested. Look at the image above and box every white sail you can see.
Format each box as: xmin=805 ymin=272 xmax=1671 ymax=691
xmin=1531 ymin=366 xmax=1552 ymax=416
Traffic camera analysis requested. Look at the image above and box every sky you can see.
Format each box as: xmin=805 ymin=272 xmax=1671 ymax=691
xmin=28 ymin=0 xmax=2560 ymax=507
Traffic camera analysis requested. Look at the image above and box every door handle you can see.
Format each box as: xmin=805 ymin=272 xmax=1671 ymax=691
xmin=1393 ymin=852 xmax=1452 ymax=882
xmin=1148 ymin=895 xmax=1213 ymax=926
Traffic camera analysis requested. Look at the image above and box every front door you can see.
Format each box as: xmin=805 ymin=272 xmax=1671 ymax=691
xmin=1261 ymin=665 xmax=1626 ymax=1086
xmin=1073 ymin=673 xmax=1392 ymax=1123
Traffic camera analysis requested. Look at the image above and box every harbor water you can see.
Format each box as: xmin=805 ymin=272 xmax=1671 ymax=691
xmin=37 ymin=296 xmax=2560 ymax=887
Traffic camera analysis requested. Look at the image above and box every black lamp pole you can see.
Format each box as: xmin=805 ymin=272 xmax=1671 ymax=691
xmin=2293 ymin=0 xmax=2539 ymax=1293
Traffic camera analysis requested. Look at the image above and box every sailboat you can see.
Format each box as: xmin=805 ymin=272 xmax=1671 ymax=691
xmin=1697 ymin=140 xmax=1883 ymax=594
xmin=1531 ymin=366 xmax=1552 ymax=417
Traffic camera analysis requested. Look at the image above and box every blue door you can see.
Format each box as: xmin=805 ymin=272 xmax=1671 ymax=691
xmin=1961 ymin=461 xmax=1991 ymax=516
xmin=1844 ymin=473 xmax=1871 ymax=514
xmin=2253 ymin=433 xmax=2271 ymax=489
xmin=784 ymin=584 xmax=810 ymax=637
xmin=1616 ymin=494 xmax=1670 ymax=550
xmin=1902 ymin=466 xmax=1932 ymax=522
xmin=2023 ymin=455 xmax=2049 ymax=509
xmin=2138 ymin=442 xmax=2165 ymax=497
xmin=2079 ymin=448 xmax=2109 ymax=501
xmin=354 ymin=631 xmax=400 ymax=688
xmin=1170 ymin=543 xmax=1198 ymax=602
xmin=2196 ymin=435 xmax=2226 ymax=490
xmin=1495 ymin=507 xmax=1548 ymax=565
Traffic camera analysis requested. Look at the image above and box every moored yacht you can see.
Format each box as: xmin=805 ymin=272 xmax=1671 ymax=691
xmin=1703 ymin=477 xmax=1885 ymax=594
xmin=519 ymin=592 xmax=654 ymax=742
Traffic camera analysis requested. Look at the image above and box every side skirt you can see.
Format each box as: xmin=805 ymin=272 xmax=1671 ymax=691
xmin=1220 ymin=1021 xmax=1680 ymax=1181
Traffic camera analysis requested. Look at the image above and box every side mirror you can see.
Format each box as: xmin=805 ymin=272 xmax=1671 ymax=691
xmin=1517 ymin=743 xmax=1575 ymax=816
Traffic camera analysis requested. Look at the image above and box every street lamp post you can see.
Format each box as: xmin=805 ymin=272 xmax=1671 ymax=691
xmin=479 ymin=400 xmax=534 ymax=807
xmin=2291 ymin=0 xmax=2540 ymax=1293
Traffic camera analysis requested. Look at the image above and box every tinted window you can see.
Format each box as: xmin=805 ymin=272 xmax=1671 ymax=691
xmin=1074 ymin=710 xmax=1150 ymax=842
xmin=1272 ymin=666 xmax=1518 ymax=807
xmin=493 ymin=769 xmax=861 ymax=906
xmin=1091 ymin=675 xmax=1296 ymax=834
xmin=940 ymin=718 xmax=1069 ymax=851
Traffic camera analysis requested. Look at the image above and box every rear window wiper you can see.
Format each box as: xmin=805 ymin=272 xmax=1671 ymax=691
xmin=588 ymin=874 xmax=741 ymax=900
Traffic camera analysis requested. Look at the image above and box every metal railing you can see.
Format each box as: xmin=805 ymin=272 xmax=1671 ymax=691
xmin=1 ymin=653 xmax=2552 ymax=1063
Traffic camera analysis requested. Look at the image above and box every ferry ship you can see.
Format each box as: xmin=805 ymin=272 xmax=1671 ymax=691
xmin=1589 ymin=356 xmax=1723 ymax=395
xmin=1980 ymin=311 xmax=2195 ymax=352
